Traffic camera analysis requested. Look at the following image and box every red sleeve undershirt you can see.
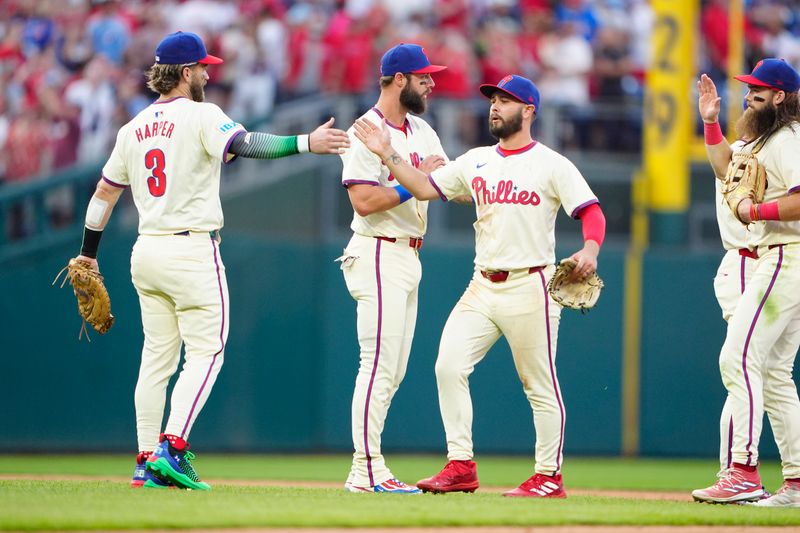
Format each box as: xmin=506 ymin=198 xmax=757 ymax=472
xmin=576 ymin=203 xmax=606 ymax=247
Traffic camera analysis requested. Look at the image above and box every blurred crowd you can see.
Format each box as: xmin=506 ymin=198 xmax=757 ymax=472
xmin=0 ymin=0 xmax=799 ymax=187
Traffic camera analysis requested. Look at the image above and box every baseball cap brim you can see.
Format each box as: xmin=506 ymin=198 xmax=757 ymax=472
xmin=733 ymin=74 xmax=774 ymax=89
xmin=479 ymin=84 xmax=526 ymax=103
xmin=198 ymin=54 xmax=224 ymax=65
xmin=411 ymin=64 xmax=447 ymax=74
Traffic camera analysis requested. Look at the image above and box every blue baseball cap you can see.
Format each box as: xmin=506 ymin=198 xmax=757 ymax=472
xmin=734 ymin=58 xmax=800 ymax=93
xmin=155 ymin=31 xmax=223 ymax=65
xmin=479 ymin=74 xmax=540 ymax=110
xmin=380 ymin=43 xmax=446 ymax=76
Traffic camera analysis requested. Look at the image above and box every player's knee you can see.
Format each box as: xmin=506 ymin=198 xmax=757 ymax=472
xmin=718 ymin=345 xmax=740 ymax=377
xmin=434 ymin=359 xmax=463 ymax=385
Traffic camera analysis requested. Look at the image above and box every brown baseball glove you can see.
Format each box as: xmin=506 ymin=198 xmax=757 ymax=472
xmin=547 ymin=258 xmax=604 ymax=312
xmin=53 ymin=259 xmax=115 ymax=340
xmin=721 ymin=152 xmax=766 ymax=224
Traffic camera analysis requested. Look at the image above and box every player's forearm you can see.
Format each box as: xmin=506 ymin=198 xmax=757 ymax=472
xmin=777 ymin=193 xmax=800 ymax=220
xmin=705 ymin=144 xmax=733 ymax=179
xmin=704 ymin=122 xmax=733 ymax=178
xmin=748 ymin=193 xmax=800 ymax=222
xmin=348 ymin=185 xmax=407 ymax=216
xmin=578 ymin=203 xmax=605 ymax=248
xmin=81 ymin=179 xmax=123 ymax=258
xmin=738 ymin=192 xmax=800 ymax=223
xmin=227 ymin=131 xmax=307 ymax=159
xmin=380 ymin=149 xmax=438 ymax=200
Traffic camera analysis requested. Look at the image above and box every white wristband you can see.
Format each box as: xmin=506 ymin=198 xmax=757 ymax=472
xmin=297 ymin=134 xmax=310 ymax=153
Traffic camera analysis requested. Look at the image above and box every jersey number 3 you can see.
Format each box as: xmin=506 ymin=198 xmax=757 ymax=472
xmin=145 ymin=148 xmax=167 ymax=197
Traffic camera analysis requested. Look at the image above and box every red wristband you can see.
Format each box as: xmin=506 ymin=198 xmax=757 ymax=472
xmin=704 ymin=122 xmax=724 ymax=145
xmin=759 ymin=201 xmax=780 ymax=220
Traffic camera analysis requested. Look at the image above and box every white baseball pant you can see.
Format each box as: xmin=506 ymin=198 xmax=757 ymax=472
xmin=434 ymin=265 xmax=565 ymax=475
xmin=341 ymin=233 xmax=422 ymax=487
xmin=130 ymin=231 xmax=228 ymax=452
xmin=717 ymin=244 xmax=800 ymax=477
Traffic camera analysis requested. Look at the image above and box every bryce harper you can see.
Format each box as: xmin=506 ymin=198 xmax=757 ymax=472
xmin=70 ymin=31 xmax=349 ymax=491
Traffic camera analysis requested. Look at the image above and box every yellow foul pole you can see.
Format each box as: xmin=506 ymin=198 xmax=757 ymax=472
xmin=623 ymin=0 xmax=698 ymax=456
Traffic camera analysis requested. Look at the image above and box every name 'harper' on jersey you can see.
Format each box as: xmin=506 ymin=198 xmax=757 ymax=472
xmin=472 ymin=176 xmax=541 ymax=206
xmin=135 ymin=120 xmax=175 ymax=142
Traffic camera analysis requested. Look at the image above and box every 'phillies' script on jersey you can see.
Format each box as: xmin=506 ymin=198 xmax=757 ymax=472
xmin=135 ymin=121 xmax=175 ymax=143
xmin=428 ymin=142 xmax=597 ymax=269
xmin=472 ymin=177 xmax=540 ymax=206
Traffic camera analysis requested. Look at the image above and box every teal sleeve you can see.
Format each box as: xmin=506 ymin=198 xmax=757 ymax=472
xmin=228 ymin=131 xmax=299 ymax=159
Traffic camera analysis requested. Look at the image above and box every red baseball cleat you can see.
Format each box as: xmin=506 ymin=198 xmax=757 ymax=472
xmin=504 ymin=472 xmax=567 ymax=498
xmin=692 ymin=465 xmax=763 ymax=503
xmin=416 ymin=460 xmax=479 ymax=493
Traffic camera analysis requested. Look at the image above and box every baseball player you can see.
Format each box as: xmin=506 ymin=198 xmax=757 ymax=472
xmin=68 ymin=31 xmax=349 ymax=490
xmin=353 ymin=74 xmax=606 ymax=498
xmin=698 ymin=73 xmax=800 ymax=504
xmin=337 ymin=43 xmax=448 ymax=494
xmin=692 ymin=60 xmax=800 ymax=507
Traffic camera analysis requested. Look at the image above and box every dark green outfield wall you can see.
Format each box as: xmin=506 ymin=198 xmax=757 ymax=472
xmin=1 ymin=228 xmax=788 ymax=459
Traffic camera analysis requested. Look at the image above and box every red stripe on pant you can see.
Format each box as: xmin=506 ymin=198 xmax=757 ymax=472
xmin=537 ymin=269 xmax=565 ymax=471
xmin=362 ymin=239 xmax=384 ymax=486
xmin=180 ymin=234 xmax=226 ymax=438
xmin=740 ymin=245 xmax=783 ymax=464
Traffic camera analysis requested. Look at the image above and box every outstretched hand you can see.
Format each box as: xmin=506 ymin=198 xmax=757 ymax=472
xmin=698 ymin=73 xmax=722 ymax=124
xmin=353 ymin=118 xmax=393 ymax=158
xmin=309 ymin=117 xmax=351 ymax=154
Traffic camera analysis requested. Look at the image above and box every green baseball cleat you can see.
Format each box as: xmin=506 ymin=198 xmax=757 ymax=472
xmin=146 ymin=434 xmax=211 ymax=491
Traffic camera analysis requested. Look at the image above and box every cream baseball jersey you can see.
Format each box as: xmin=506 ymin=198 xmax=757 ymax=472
xmin=102 ymin=97 xmax=245 ymax=234
xmin=340 ymin=108 xmax=448 ymax=238
xmin=429 ymin=141 xmax=597 ymax=270
xmin=738 ymin=126 xmax=800 ymax=247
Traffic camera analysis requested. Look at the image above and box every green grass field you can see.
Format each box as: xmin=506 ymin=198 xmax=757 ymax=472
xmin=1 ymin=454 xmax=798 ymax=530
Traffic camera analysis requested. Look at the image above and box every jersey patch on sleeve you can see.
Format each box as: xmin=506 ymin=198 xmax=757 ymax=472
xmin=217 ymin=121 xmax=240 ymax=133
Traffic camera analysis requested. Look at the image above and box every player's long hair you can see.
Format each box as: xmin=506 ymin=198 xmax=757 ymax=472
xmin=768 ymin=90 xmax=800 ymax=134
xmin=745 ymin=91 xmax=800 ymax=149
xmin=145 ymin=63 xmax=184 ymax=94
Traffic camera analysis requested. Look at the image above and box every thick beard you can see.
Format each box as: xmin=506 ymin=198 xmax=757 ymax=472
xmin=735 ymin=104 xmax=776 ymax=141
xmin=488 ymin=109 xmax=524 ymax=140
xmin=400 ymin=84 xmax=426 ymax=114
xmin=190 ymin=77 xmax=205 ymax=102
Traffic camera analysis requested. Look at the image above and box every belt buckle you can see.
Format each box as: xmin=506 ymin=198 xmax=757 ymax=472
xmin=482 ymin=270 xmax=509 ymax=283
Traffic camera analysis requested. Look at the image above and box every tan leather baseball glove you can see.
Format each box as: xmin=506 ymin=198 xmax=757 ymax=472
xmin=54 ymin=259 xmax=115 ymax=339
xmin=721 ymin=152 xmax=766 ymax=224
xmin=547 ymin=258 xmax=604 ymax=312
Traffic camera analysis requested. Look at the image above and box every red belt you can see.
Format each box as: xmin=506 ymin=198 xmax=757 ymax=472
xmin=376 ymin=236 xmax=423 ymax=250
xmin=175 ymin=230 xmax=220 ymax=239
xmin=739 ymin=244 xmax=784 ymax=259
xmin=481 ymin=266 xmax=544 ymax=283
